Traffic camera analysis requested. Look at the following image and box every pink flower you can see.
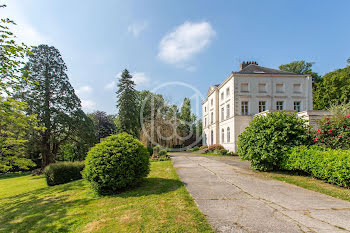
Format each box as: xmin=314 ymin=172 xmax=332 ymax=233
xmin=313 ymin=138 xmax=318 ymax=142
xmin=346 ymin=114 xmax=350 ymax=118
xmin=321 ymin=140 xmax=324 ymax=143
xmin=339 ymin=135 xmax=343 ymax=139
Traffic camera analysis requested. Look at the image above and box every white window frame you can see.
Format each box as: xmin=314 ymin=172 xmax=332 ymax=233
xmin=259 ymin=101 xmax=266 ymax=112
xmin=293 ymin=84 xmax=302 ymax=93
xmin=258 ymin=83 xmax=267 ymax=93
xmin=294 ymin=101 xmax=301 ymax=112
xmin=276 ymin=101 xmax=284 ymax=110
xmin=226 ymin=87 xmax=230 ymax=97
xmin=241 ymin=101 xmax=248 ymax=115
xmin=227 ymin=127 xmax=230 ymax=142
xmin=226 ymin=104 xmax=230 ymax=119
xmin=221 ymin=128 xmax=224 ymax=143
xmin=221 ymin=107 xmax=224 ymax=121
xmin=241 ymin=83 xmax=249 ymax=92
xmin=276 ymin=83 xmax=284 ymax=93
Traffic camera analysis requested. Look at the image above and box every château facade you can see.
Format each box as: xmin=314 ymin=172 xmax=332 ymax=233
xmin=202 ymin=62 xmax=313 ymax=152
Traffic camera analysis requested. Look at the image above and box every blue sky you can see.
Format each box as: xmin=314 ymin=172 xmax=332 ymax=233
xmin=2 ymin=0 xmax=350 ymax=114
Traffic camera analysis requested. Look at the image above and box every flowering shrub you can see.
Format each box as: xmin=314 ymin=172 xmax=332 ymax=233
xmin=208 ymin=144 xmax=224 ymax=152
xmin=314 ymin=114 xmax=350 ymax=149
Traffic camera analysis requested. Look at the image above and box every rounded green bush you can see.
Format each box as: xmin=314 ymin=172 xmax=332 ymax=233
xmin=237 ymin=111 xmax=311 ymax=171
xmin=220 ymin=149 xmax=228 ymax=155
xmin=158 ymin=149 xmax=168 ymax=156
xmin=83 ymin=133 xmax=150 ymax=195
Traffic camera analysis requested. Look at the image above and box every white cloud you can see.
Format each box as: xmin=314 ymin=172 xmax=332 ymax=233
xmin=105 ymin=72 xmax=152 ymax=90
xmin=128 ymin=21 xmax=148 ymax=37
xmin=104 ymin=81 xmax=116 ymax=90
xmin=158 ymin=21 xmax=215 ymax=65
xmin=1 ymin=1 xmax=51 ymax=46
xmin=81 ymin=99 xmax=96 ymax=112
xmin=76 ymin=85 xmax=93 ymax=95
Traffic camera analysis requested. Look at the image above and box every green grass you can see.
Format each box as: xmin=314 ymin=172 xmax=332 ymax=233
xmin=0 ymin=161 xmax=213 ymax=233
xmin=256 ymin=170 xmax=350 ymax=202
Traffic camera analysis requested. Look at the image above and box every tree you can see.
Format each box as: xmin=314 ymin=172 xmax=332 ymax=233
xmin=279 ymin=60 xmax=321 ymax=84
xmin=0 ymin=5 xmax=32 ymax=95
xmin=16 ymin=45 xmax=89 ymax=167
xmin=116 ymin=69 xmax=140 ymax=138
xmin=313 ymin=65 xmax=350 ymax=110
xmin=88 ymin=111 xmax=116 ymax=142
xmin=0 ymin=97 xmax=37 ymax=173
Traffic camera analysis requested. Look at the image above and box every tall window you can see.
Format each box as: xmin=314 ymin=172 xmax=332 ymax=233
xmin=211 ymin=130 xmax=213 ymax=145
xmin=294 ymin=101 xmax=301 ymax=112
xmin=241 ymin=83 xmax=249 ymax=92
xmin=226 ymin=87 xmax=230 ymax=97
xmin=204 ymin=118 xmax=207 ymax=127
xmin=226 ymin=104 xmax=230 ymax=119
xmin=241 ymin=101 xmax=248 ymax=115
xmin=258 ymin=83 xmax=266 ymax=93
xmin=276 ymin=101 xmax=284 ymax=110
xmin=211 ymin=112 xmax=213 ymax=124
xmin=204 ymin=107 xmax=206 ymax=112
xmin=259 ymin=101 xmax=266 ymax=112
xmin=221 ymin=107 xmax=224 ymax=121
xmin=276 ymin=83 xmax=284 ymax=93
xmin=227 ymin=127 xmax=230 ymax=142
xmin=221 ymin=128 xmax=224 ymax=143
xmin=221 ymin=92 xmax=224 ymax=100
xmin=211 ymin=99 xmax=213 ymax=106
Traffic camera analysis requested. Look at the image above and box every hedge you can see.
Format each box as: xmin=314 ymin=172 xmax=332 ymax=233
xmin=44 ymin=161 xmax=85 ymax=186
xmin=284 ymin=146 xmax=350 ymax=187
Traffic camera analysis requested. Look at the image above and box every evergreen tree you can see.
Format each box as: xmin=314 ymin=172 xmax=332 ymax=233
xmin=88 ymin=111 xmax=116 ymax=142
xmin=16 ymin=45 xmax=90 ymax=167
xmin=116 ymin=69 xmax=140 ymax=138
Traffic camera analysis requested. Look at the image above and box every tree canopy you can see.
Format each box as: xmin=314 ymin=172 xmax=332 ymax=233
xmin=279 ymin=60 xmax=321 ymax=84
xmin=17 ymin=45 xmax=93 ymax=167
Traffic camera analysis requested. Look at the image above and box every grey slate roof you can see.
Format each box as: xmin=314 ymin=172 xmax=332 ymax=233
xmin=233 ymin=64 xmax=299 ymax=75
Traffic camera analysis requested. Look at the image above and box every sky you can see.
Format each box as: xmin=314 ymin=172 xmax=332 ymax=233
xmin=1 ymin=0 xmax=350 ymax=115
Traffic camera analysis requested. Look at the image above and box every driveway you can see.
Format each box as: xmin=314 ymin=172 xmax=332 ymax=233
xmin=171 ymin=153 xmax=350 ymax=233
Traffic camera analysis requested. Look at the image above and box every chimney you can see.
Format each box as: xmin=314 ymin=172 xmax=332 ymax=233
xmin=240 ymin=61 xmax=258 ymax=70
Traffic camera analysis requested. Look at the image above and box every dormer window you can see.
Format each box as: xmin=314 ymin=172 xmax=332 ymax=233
xmin=276 ymin=83 xmax=284 ymax=93
xmin=241 ymin=83 xmax=249 ymax=92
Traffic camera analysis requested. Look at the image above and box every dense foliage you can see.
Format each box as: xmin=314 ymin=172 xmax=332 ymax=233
xmin=83 ymin=133 xmax=150 ymax=195
xmin=313 ymin=65 xmax=350 ymax=110
xmin=279 ymin=60 xmax=321 ymax=84
xmin=0 ymin=97 xmax=37 ymax=173
xmin=237 ymin=112 xmax=310 ymax=171
xmin=285 ymin=146 xmax=350 ymax=187
xmin=44 ymin=161 xmax=85 ymax=186
xmin=16 ymin=45 xmax=95 ymax=167
xmin=116 ymin=70 xmax=140 ymax=138
xmin=88 ymin=111 xmax=116 ymax=142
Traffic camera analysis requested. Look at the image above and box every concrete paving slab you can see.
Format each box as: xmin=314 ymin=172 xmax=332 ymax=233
xmin=171 ymin=153 xmax=350 ymax=233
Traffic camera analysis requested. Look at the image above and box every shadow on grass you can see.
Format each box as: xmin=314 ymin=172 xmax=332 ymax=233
xmin=0 ymin=176 xmax=183 ymax=232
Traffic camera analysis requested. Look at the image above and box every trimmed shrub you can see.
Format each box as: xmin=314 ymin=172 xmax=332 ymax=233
xmin=285 ymin=145 xmax=350 ymax=187
xmin=158 ymin=149 xmax=168 ymax=156
xmin=44 ymin=161 xmax=85 ymax=186
xmin=83 ymin=133 xmax=150 ymax=195
xmin=193 ymin=146 xmax=200 ymax=152
xmin=237 ymin=111 xmax=311 ymax=171
xmin=147 ymin=146 xmax=153 ymax=156
xmin=220 ymin=149 xmax=228 ymax=155
xmin=208 ymin=144 xmax=224 ymax=152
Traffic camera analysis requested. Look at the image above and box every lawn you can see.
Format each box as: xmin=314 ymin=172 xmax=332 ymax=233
xmin=0 ymin=161 xmax=213 ymax=233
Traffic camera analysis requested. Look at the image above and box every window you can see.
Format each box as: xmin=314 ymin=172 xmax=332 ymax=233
xmin=211 ymin=112 xmax=213 ymax=124
xmin=293 ymin=84 xmax=301 ymax=93
xmin=226 ymin=104 xmax=230 ymax=119
xmin=276 ymin=83 xmax=284 ymax=93
xmin=258 ymin=83 xmax=266 ymax=93
xmin=221 ymin=128 xmax=224 ymax=143
xmin=211 ymin=99 xmax=213 ymax=106
xmin=221 ymin=92 xmax=224 ymax=100
xmin=221 ymin=107 xmax=224 ymax=121
xmin=276 ymin=101 xmax=284 ymax=110
xmin=241 ymin=83 xmax=249 ymax=92
xmin=227 ymin=127 xmax=230 ymax=142
xmin=241 ymin=101 xmax=248 ymax=115
xmin=204 ymin=118 xmax=207 ymax=127
xmin=204 ymin=107 xmax=206 ymax=112
xmin=259 ymin=101 xmax=266 ymax=112
xmin=294 ymin=101 xmax=301 ymax=112
xmin=226 ymin=88 xmax=230 ymax=97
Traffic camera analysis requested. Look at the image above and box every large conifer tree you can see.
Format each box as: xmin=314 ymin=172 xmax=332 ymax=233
xmin=116 ymin=69 xmax=139 ymax=138
xmin=17 ymin=45 xmax=93 ymax=167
